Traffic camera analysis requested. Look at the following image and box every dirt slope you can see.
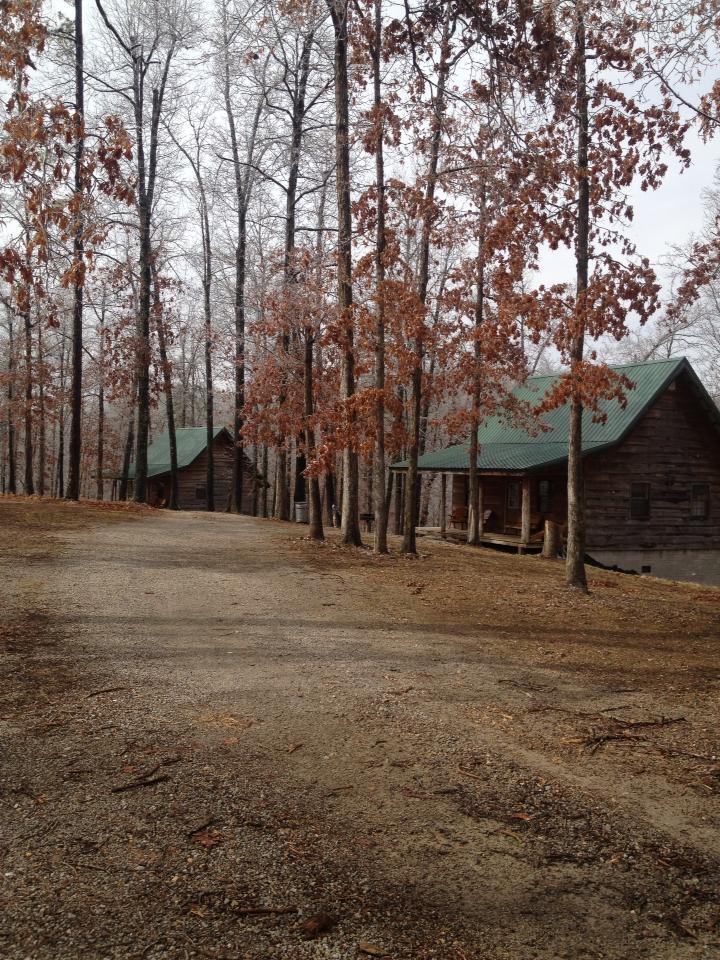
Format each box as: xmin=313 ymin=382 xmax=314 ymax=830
xmin=1 ymin=498 xmax=719 ymax=960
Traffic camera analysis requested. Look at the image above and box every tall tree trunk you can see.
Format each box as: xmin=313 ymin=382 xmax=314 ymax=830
xmin=180 ymin=336 xmax=188 ymax=427
xmin=467 ymin=222 xmax=486 ymax=546
xmin=402 ymin=9 xmax=450 ymax=553
xmin=274 ymin=31 xmax=314 ymax=521
xmin=329 ymin=0 xmax=361 ymax=546
xmin=96 ymin=378 xmax=104 ymax=500
xmin=304 ymin=331 xmax=324 ymax=540
xmin=251 ymin=440 xmax=258 ymax=516
xmin=56 ymin=331 xmax=65 ymax=497
xmin=152 ymin=265 xmax=179 ymax=510
xmin=371 ymin=0 xmax=388 ymax=553
xmin=566 ymin=8 xmax=589 ymax=592
xmin=66 ymin=0 xmax=85 ymax=501
xmin=6 ymin=309 xmax=17 ymax=494
xmin=37 ymin=323 xmax=46 ymax=496
xmin=95 ymin=293 xmax=106 ymax=500
xmin=202 ymin=198 xmax=214 ymax=511
xmin=23 ymin=305 xmax=34 ymax=495
xmin=220 ymin=2 xmax=261 ymax=515
xmin=260 ymin=443 xmax=268 ymax=518
xmin=230 ymin=208 xmax=246 ymax=513
xmin=392 ymin=391 xmax=405 ymax=534
xmin=115 ymin=26 xmax=176 ymax=504
xmin=133 ymin=65 xmax=152 ymax=504
xmin=274 ymin=446 xmax=288 ymax=519
xmin=119 ymin=380 xmax=137 ymax=501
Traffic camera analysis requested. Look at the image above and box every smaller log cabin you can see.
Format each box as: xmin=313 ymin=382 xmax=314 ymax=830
xmin=124 ymin=426 xmax=258 ymax=511
xmin=394 ymin=357 xmax=720 ymax=585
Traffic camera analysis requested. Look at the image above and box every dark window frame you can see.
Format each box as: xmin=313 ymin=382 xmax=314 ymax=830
xmin=630 ymin=481 xmax=651 ymax=520
xmin=690 ymin=482 xmax=710 ymax=520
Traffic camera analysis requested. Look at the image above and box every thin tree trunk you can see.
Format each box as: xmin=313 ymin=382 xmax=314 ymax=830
xmin=260 ymin=444 xmax=268 ymax=517
xmin=304 ymin=331 xmax=324 ymax=540
xmin=119 ymin=379 xmax=137 ymax=501
xmin=170 ymin=126 xmax=216 ymax=510
xmin=96 ymin=378 xmax=104 ymax=500
xmin=152 ymin=265 xmax=179 ymax=509
xmin=133 ymin=70 xmax=152 ymax=504
xmin=37 ymin=323 xmax=46 ymax=496
xmin=402 ymin=9 xmax=450 ymax=552
xmin=56 ymin=331 xmax=65 ymax=497
xmin=566 ymin=7 xmax=589 ymax=592
xmin=107 ymin=22 xmax=176 ymax=504
xmin=66 ymin=0 xmax=85 ymax=501
xmin=251 ymin=441 xmax=258 ymax=516
xmin=371 ymin=0 xmax=388 ymax=553
xmin=23 ymin=304 xmax=34 ymax=495
xmin=95 ymin=293 xmax=106 ymax=500
xmin=6 ymin=309 xmax=17 ymax=494
xmin=468 ymin=224 xmax=485 ymax=547
xmin=220 ymin=2 xmax=261 ymax=514
xmin=230 ymin=208 xmax=246 ymax=514
xmin=329 ymin=0 xmax=361 ymax=546
xmin=202 ymin=202 xmax=214 ymax=512
xmin=395 ymin=470 xmax=404 ymax=535
xmin=271 ymin=453 xmax=278 ymax=517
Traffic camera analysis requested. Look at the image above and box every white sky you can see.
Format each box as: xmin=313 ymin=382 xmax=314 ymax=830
xmin=538 ymin=130 xmax=719 ymax=293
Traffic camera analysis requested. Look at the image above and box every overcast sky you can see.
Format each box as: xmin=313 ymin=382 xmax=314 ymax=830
xmin=539 ymin=129 xmax=719 ymax=294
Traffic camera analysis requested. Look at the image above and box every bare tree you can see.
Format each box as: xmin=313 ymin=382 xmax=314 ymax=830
xmin=94 ymin=0 xmax=195 ymax=503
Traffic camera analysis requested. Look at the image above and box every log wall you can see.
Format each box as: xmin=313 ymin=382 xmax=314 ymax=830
xmin=151 ymin=436 xmax=258 ymax=512
xmin=585 ymin=372 xmax=720 ymax=551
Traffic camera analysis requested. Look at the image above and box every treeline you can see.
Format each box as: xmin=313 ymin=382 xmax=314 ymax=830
xmin=1 ymin=0 xmax=719 ymax=589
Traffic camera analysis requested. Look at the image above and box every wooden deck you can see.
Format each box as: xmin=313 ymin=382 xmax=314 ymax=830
xmin=417 ymin=527 xmax=544 ymax=554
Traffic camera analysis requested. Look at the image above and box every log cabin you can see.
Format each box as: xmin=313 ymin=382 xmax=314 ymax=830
xmin=123 ymin=426 xmax=259 ymax=511
xmin=394 ymin=357 xmax=720 ymax=585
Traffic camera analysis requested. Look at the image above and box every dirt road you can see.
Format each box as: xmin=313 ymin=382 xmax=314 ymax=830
xmin=1 ymin=503 xmax=719 ymax=959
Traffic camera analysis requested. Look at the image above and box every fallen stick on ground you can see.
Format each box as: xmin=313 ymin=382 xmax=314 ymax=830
xmin=85 ymin=686 xmax=128 ymax=699
xmin=111 ymin=763 xmax=171 ymax=794
xmin=234 ymin=905 xmax=298 ymax=916
xmin=111 ymin=774 xmax=170 ymax=794
xmin=458 ymin=766 xmax=484 ymax=781
xmin=572 ymin=733 xmax=648 ymax=755
xmin=611 ymin=716 xmax=687 ymax=729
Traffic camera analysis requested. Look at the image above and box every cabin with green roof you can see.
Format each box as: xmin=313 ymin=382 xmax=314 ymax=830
xmin=123 ymin=426 xmax=258 ymax=511
xmin=393 ymin=357 xmax=720 ymax=583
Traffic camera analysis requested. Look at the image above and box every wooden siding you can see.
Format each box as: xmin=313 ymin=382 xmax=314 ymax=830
xmin=585 ymin=372 xmax=720 ymax=551
xmin=150 ymin=435 xmax=258 ymax=511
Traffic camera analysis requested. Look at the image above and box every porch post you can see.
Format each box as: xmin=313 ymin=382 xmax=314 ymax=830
xmin=440 ymin=473 xmax=447 ymax=537
xmin=521 ymin=476 xmax=531 ymax=546
xmin=478 ymin=478 xmax=484 ymax=537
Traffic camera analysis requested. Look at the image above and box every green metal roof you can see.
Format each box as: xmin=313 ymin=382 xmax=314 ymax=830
xmin=393 ymin=357 xmax=720 ymax=474
xmin=128 ymin=426 xmax=230 ymax=480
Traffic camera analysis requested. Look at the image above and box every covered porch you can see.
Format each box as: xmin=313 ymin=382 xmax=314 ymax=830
xmin=435 ymin=470 xmax=567 ymax=554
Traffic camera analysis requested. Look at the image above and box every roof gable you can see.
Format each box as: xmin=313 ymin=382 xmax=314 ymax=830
xmin=129 ymin=426 xmax=231 ymax=480
xmin=404 ymin=357 xmax=720 ymax=473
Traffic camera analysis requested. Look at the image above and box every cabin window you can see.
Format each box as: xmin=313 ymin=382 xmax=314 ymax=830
xmin=506 ymin=481 xmax=521 ymax=511
xmin=690 ymin=483 xmax=710 ymax=520
xmin=538 ymin=480 xmax=552 ymax=514
xmin=630 ymin=482 xmax=650 ymax=520
xmin=195 ymin=485 xmax=207 ymax=501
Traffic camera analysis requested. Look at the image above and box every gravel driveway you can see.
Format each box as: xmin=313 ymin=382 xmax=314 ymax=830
xmin=1 ymin=507 xmax=719 ymax=959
